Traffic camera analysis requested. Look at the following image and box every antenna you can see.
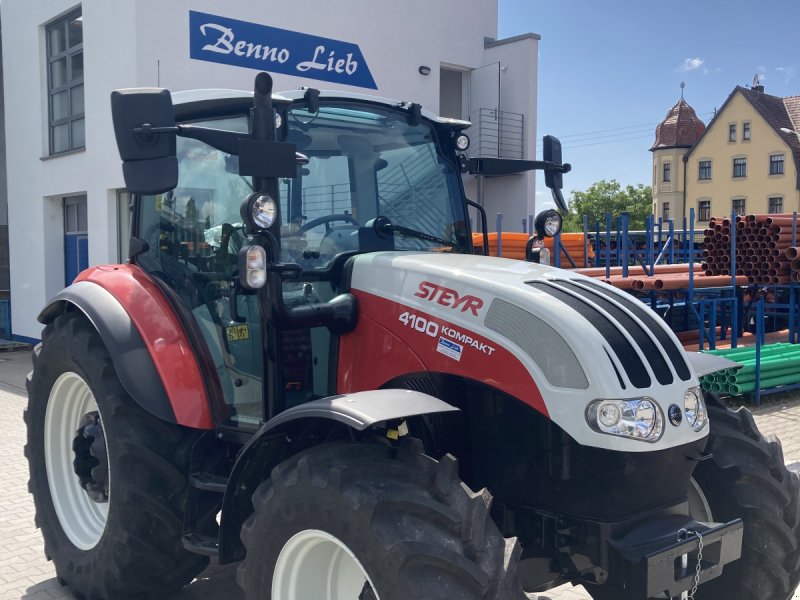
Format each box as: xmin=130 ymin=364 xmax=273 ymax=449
xmin=752 ymin=73 xmax=761 ymax=88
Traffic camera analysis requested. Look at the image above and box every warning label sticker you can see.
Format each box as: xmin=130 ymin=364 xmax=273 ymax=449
xmin=436 ymin=337 xmax=463 ymax=362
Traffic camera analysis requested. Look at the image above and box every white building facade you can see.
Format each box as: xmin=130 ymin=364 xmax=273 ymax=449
xmin=1 ymin=0 xmax=539 ymax=341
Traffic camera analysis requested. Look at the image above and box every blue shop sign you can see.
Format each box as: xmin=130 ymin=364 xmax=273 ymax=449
xmin=189 ymin=11 xmax=377 ymax=90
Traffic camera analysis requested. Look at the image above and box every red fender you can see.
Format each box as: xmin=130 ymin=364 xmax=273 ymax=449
xmin=75 ymin=265 xmax=214 ymax=429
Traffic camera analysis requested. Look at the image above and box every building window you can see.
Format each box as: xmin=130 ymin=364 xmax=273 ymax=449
xmin=733 ymin=157 xmax=747 ymax=178
xmin=769 ymin=197 xmax=784 ymax=214
xmin=663 ymin=202 xmax=670 ymax=221
xmin=743 ymin=122 xmax=750 ymax=141
xmin=698 ymin=200 xmax=711 ymax=222
xmin=663 ymin=162 xmax=671 ymax=182
xmin=46 ymin=10 xmax=84 ymax=154
xmin=770 ymin=153 xmax=785 ymax=175
xmin=732 ymin=198 xmax=746 ymax=215
xmin=729 ymin=124 xmax=736 ymax=142
xmin=64 ymin=195 xmax=88 ymax=285
xmin=699 ymin=160 xmax=711 ymax=180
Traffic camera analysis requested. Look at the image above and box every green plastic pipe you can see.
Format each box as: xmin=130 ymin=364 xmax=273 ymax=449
xmin=706 ymin=345 xmax=797 ymax=362
xmin=706 ymin=342 xmax=794 ymax=356
xmin=708 ymin=346 xmax=800 ymax=363
xmin=734 ymin=358 xmax=800 ymax=374
xmin=731 ymin=372 xmax=800 ymax=395
xmin=735 ymin=368 xmax=800 ymax=385
xmin=733 ymin=349 xmax=800 ymax=363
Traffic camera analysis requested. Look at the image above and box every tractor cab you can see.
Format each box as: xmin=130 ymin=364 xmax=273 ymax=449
xmin=114 ymin=74 xmax=567 ymax=432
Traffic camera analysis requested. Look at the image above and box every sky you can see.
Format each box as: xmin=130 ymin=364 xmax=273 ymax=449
xmin=497 ymin=0 xmax=800 ymax=211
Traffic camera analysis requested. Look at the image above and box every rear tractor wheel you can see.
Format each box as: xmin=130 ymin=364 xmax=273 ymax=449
xmin=25 ymin=312 xmax=208 ymax=599
xmin=238 ymin=437 xmax=526 ymax=600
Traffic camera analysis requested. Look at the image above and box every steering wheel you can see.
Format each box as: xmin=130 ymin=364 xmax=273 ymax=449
xmin=290 ymin=213 xmax=359 ymax=236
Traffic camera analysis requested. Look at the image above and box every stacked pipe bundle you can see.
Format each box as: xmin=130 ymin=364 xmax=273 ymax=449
xmin=472 ymin=232 xmax=594 ymax=267
xmin=698 ymin=342 xmax=800 ymax=395
xmin=703 ymin=214 xmax=798 ymax=284
xmin=789 ymin=245 xmax=800 ymax=282
xmin=572 ymin=263 xmax=747 ymax=290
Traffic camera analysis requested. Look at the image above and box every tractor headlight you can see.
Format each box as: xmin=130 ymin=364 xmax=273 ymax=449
xmin=586 ymin=398 xmax=664 ymax=443
xmin=684 ymin=387 xmax=708 ymax=432
xmin=238 ymin=245 xmax=268 ymax=289
xmin=455 ymin=134 xmax=470 ymax=151
xmin=241 ymin=192 xmax=278 ymax=231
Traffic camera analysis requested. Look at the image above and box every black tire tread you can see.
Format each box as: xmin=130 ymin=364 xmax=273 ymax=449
xmin=25 ymin=312 xmax=208 ymax=599
xmin=238 ymin=437 xmax=525 ymax=600
xmin=691 ymin=399 xmax=800 ymax=600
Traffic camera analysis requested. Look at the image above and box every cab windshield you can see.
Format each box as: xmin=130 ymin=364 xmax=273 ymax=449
xmin=280 ymin=103 xmax=468 ymax=268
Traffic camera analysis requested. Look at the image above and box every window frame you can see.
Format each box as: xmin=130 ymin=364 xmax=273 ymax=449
xmin=728 ymin=123 xmax=737 ymax=142
xmin=768 ymin=196 xmax=784 ymax=214
xmin=732 ymin=157 xmax=747 ymax=178
xmin=731 ymin=197 xmax=746 ymax=216
xmin=698 ymin=199 xmax=711 ymax=222
xmin=770 ymin=153 xmax=785 ymax=176
xmin=698 ymin=160 xmax=711 ymax=180
xmin=46 ymin=9 xmax=84 ymax=155
xmin=662 ymin=201 xmax=670 ymax=221
xmin=742 ymin=122 xmax=750 ymax=141
xmin=663 ymin=162 xmax=671 ymax=182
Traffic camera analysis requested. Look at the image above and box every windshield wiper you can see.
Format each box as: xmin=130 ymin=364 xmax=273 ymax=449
xmin=371 ymin=216 xmax=461 ymax=250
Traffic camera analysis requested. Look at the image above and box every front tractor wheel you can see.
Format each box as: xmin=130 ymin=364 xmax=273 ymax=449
xmin=689 ymin=397 xmax=800 ymax=600
xmin=25 ymin=312 xmax=208 ymax=599
xmin=237 ymin=438 xmax=526 ymax=600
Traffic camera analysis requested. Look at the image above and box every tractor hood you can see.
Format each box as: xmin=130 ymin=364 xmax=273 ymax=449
xmin=346 ymin=251 xmax=707 ymax=452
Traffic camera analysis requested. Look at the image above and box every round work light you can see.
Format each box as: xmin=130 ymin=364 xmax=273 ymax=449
xmin=534 ymin=209 xmax=563 ymax=238
xmin=241 ymin=192 xmax=278 ymax=231
xmin=455 ymin=134 xmax=470 ymax=152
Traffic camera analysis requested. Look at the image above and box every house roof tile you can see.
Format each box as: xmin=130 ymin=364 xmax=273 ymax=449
xmin=651 ymin=98 xmax=705 ymax=150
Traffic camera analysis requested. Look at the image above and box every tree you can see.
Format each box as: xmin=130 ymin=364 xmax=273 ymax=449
xmin=562 ymin=179 xmax=652 ymax=232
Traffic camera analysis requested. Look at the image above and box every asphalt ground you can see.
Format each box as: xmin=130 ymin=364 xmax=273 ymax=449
xmin=2 ymin=347 xmax=799 ymax=599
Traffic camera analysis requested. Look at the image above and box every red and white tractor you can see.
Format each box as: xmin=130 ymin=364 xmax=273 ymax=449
xmin=25 ymin=72 xmax=800 ymax=599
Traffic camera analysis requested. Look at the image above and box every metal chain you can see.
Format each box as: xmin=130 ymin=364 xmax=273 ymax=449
xmin=676 ymin=528 xmax=704 ymax=600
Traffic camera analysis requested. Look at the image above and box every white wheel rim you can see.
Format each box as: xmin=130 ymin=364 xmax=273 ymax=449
xmin=44 ymin=372 xmax=109 ymax=550
xmin=688 ymin=477 xmax=714 ymax=523
xmin=272 ymin=529 xmax=380 ymax=600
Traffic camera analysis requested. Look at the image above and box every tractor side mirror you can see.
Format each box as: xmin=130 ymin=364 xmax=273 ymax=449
xmin=111 ymin=88 xmax=178 ymax=195
xmin=543 ymin=135 xmax=569 ymax=213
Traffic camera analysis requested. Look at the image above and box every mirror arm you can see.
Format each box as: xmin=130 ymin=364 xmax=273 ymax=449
xmin=175 ymin=124 xmax=243 ymax=155
xmin=551 ymin=188 xmax=568 ymax=213
xmin=132 ymin=123 xmax=179 ymax=138
xmin=463 ymin=158 xmax=571 ymax=176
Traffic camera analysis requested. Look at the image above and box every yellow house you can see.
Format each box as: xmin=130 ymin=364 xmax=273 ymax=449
xmin=668 ymin=85 xmax=800 ymax=223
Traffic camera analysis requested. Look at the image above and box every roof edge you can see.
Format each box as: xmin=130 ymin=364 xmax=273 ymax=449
xmin=484 ymin=33 xmax=541 ymax=49
xmin=650 ymin=144 xmax=693 ymax=152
